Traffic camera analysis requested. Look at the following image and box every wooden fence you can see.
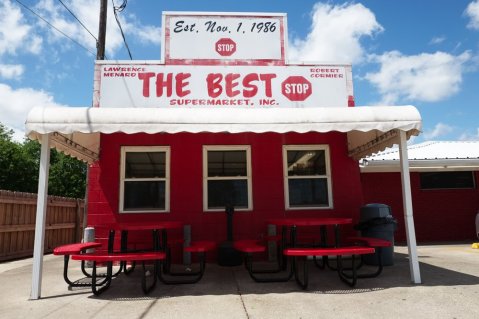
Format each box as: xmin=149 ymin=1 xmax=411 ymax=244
xmin=0 ymin=190 xmax=85 ymax=262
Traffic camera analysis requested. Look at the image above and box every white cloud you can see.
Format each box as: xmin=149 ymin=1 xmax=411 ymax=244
xmin=465 ymin=0 xmax=479 ymax=30
xmin=289 ymin=2 xmax=383 ymax=64
xmin=459 ymin=128 xmax=479 ymax=141
xmin=29 ymin=37 xmax=43 ymax=55
xmin=0 ymin=1 xmax=43 ymax=56
xmin=429 ymin=36 xmax=445 ymax=45
xmin=364 ymin=51 xmax=471 ymax=104
xmin=135 ymin=25 xmax=162 ymax=46
xmin=35 ymin=0 xmax=101 ymax=54
xmin=422 ymin=122 xmax=454 ymax=140
xmin=35 ymin=0 xmax=161 ymax=57
xmin=0 ymin=83 xmax=65 ymax=142
xmin=0 ymin=64 xmax=25 ymax=79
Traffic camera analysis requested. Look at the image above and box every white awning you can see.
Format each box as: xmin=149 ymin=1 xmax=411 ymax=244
xmin=25 ymin=105 xmax=422 ymax=163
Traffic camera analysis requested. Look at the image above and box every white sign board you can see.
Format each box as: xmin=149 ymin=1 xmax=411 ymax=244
xmin=95 ymin=63 xmax=352 ymax=108
xmin=163 ymin=12 xmax=286 ymax=63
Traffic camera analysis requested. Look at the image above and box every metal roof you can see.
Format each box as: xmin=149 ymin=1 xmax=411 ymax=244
xmin=360 ymin=141 xmax=479 ymax=172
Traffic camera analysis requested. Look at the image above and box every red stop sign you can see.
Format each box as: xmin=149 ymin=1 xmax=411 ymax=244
xmin=215 ymin=38 xmax=236 ymax=56
xmin=281 ymin=76 xmax=312 ymax=101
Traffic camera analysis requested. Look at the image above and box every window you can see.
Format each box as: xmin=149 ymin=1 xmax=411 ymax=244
xmin=119 ymin=146 xmax=170 ymax=213
xmin=283 ymin=145 xmax=332 ymax=209
xmin=203 ymin=146 xmax=252 ymax=211
xmin=420 ymin=171 xmax=475 ymax=190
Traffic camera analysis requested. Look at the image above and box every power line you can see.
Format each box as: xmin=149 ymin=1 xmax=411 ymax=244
xmin=113 ymin=0 xmax=127 ymax=12
xmin=57 ymin=0 xmax=97 ymax=42
xmin=14 ymin=0 xmax=96 ymax=57
xmin=112 ymin=0 xmax=133 ymax=59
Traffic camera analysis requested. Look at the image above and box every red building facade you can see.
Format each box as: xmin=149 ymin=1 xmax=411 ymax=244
xmin=361 ymin=171 xmax=479 ymax=242
xmin=87 ymin=131 xmax=364 ymax=252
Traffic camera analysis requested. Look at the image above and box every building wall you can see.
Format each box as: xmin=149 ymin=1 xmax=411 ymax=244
xmin=87 ymin=132 xmax=364 ymax=253
xmin=361 ymin=171 xmax=479 ymax=242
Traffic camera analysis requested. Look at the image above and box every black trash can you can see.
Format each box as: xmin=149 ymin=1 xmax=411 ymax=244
xmin=355 ymin=203 xmax=397 ymax=266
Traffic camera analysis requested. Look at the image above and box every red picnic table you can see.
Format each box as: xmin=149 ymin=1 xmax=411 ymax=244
xmin=267 ymin=217 xmax=353 ymax=269
xmin=267 ymin=216 xmax=352 ymax=246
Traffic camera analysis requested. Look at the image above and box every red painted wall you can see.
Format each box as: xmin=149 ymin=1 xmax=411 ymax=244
xmin=87 ymin=132 xmax=364 ymax=255
xmin=361 ymin=172 xmax=479 ymax=242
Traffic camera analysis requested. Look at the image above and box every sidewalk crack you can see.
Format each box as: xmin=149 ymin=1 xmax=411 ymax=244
xmin=233 ymin=269 xmax=250 ymax=319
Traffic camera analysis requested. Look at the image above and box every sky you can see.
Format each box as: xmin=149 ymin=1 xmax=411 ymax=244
xmin=1 ymin=0 xmax=479 ymax=143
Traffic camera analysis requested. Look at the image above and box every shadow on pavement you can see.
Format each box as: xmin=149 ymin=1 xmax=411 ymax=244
xmin=78 ymin=251 xmax=479 ymax=300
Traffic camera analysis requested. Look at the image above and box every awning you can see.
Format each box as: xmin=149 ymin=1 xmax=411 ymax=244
xmin=25 ymin=105 xmax=422 ymax=162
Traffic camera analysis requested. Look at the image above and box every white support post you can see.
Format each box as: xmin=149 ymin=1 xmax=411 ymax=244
xmin=30 ymin=134 xmax=51 ymax=300
xmin=398 ymin=130 xmax=421 ymax=284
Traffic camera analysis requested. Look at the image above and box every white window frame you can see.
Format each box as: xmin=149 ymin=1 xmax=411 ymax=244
xmin=283 ymin=145 xmax=333 ymax=210
xmin=119 ymin=146 xmax=170 ymax=213
xmin=203 ymin=145 xmax=253 ymax=212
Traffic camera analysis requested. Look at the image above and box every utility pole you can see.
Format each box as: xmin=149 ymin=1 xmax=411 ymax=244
xmin=97 ymin=0 xmax=108 ymax=60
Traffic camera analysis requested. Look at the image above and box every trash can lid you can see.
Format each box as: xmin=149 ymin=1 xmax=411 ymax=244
xmin=363 ymin=203 xmax=390 ymax=208
xmin=360 ymin=203 xmax=392 ymax=221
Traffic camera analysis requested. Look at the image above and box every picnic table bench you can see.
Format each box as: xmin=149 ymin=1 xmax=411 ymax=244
xmin=346 ymin=236 xmax=392 ymax=278
xmin=53 ymin=242 xmax=102 ymax=287
xmin=284 ymin=246 xmax=375 ymax=289
xmin=158 ymin=240 xmax=216 ymax=284
xmin=72 ymin=251 xmax=166 ymax=295
xmin=233 ymin=239 xmax=293 ymax=283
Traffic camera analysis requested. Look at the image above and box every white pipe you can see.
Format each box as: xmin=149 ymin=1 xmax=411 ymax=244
xmin=398 ymin=130 xmax=421 ymax=284
xmin=30 ymin=134 xmax=51 ymax=299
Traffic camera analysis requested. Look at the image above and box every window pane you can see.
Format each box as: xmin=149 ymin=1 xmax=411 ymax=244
xmin=420 ymin=171 xmax=475 ymax=189
xmin=124 ymin=181 xmax=165 ymax=210
xmin=125 ymin=152 xmax=165 ymax=178
xmin=207 ymin=180 xmax=248 ymax=209
xmin=287 ymin=150 xmax=326 ymax=176
xmin=288 ymin=178 xmax=328 ymax=207
xmin=208 ymin=151 xmax=247 ymax=177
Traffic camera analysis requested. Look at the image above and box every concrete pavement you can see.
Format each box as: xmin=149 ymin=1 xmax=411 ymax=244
xmin=1 ymin=243 xmax=478 ymax=319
